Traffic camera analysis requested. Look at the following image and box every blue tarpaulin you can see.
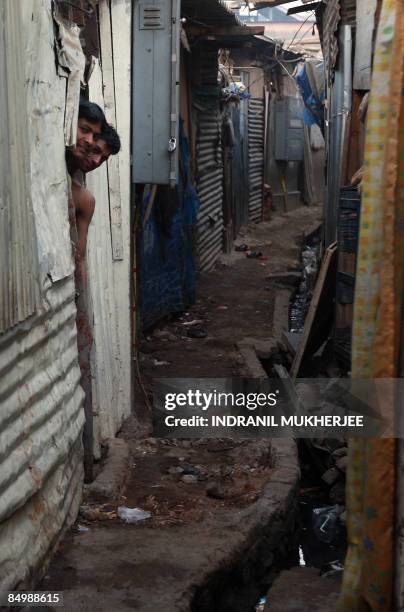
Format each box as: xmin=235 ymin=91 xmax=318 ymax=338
xmin=138 ymin=119 xmax=200 ymax=330
xmin=295 ymin=63 xmax=324 ymax=128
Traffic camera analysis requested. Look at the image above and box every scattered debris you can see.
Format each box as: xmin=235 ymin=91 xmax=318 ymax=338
xmin=181 ymin=319 xmax=204 ymax=327
xmin=153 ymin=359 xmax=171 ymax=367
xmin=246 ymin=251 xmax=268 ymax=261
xmin=312 ymin=504 xmax=345 ymax=544
xmin=321 ymin=560 xmax=345 ymax=578
xmin=117 ymin=506 xmax=151 ymax=523
xmin=187 ymin=327 xmax=208 ymax=339
xmin=76 ymin=524 xmax=90 ymax=533
xmin=181 ymin=474 xmax=198 ymax=484
xmin=216 ymin=305 xmax=228 ymax=311
xmin=79 ymin=505 xmax=117 ymax=521
xmin=235 ymin=243 xmax=249 ymax=252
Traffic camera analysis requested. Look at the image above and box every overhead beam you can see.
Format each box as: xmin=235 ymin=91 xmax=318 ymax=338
xmin=287 ymin=2 xmax=320 ymax=14
xmin=188 ymin=24 xmax=265 ymax=36
xmin=252 ymin=0 xmax=303 ymax=7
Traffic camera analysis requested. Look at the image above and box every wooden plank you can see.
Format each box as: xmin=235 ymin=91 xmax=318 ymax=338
xmin=110 ymin=0 xmax=133 ymax=423
xmin=354 ymin=0 xmax=377 ymax=90
xmin=290 ymin=242 xmax=338 ymax=380
xmin=288 ymin=2 xmax=320 ymax=15
xmin=99 ymin=0 xmax=123 ymax=261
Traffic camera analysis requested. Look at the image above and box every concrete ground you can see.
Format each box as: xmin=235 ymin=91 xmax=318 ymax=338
xmin=268 ymin=567 xmax=341 ymax=611
xmin=39 ymin=206 xmax=326 ymax=611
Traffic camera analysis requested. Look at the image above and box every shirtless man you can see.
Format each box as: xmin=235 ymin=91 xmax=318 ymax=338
xmin=66 ymin=101 xmax=121 ymax=264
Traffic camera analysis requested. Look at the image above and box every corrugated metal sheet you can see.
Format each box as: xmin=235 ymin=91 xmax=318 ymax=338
xmin=0 ymin=0 xmax=38 ymax=334
xmin=193 ymin=47 xmax=224 ymax=272
xmin=0 ymin=0 xmax=85 ymax=589
xmin=322 ymin=0 xmax=341 ymax=81
xmin=248 ymin=98 xmax=265 ymax=223
xmin=340 ymin=0 xmax=356 ymax=25
xmin=325 ymin=25 xmax=352 ymax=246
xmin=195 ymin=112 xmax=224 ymax=271
xmin=0 ymin=277 xmax=85 ymax=589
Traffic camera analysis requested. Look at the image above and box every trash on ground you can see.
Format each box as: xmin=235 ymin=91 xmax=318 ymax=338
xmin=77 ymin=524 xmax=90 ymax=533
xmin=117 ymin=506 xmax=152 ymax=523
xmin=246 ymin=251 xmax=268 ymax=261
xmin=320 ymin=560 xmax=345 ymax=578
xmin=235 ymin=244 xmax=249 ymax=252
xmin=79 ymin=505 xmax=117 ymax=521
xmin=187 ymin=327 xmax=208 ymax=339
xmin=312 ymin=504 xmax=345 ymax=544
xmin=153 ymin=359 xmax=170 ymax=366
xmin=181 ymin=319 xmax=204 ymax=327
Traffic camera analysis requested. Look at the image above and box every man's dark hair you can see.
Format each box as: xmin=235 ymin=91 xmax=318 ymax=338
xmin=99 ymin=123 xmax=121 ymax=155
xmin=78 ymin=100 xmax=107 ymax=127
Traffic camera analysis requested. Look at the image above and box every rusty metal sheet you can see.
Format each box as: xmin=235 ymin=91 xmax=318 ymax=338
xmin=0 ymin=0 xmax=38 ymax=334
xmin=322 ymin=0 xmax=341 ymax=82
xmin=248 ymin=98 xmax=265 ymax=222
xmin=25 ymin=0 xmax=81 ymax=284
xmin=0 ymin=0 xmax=85 ymax=590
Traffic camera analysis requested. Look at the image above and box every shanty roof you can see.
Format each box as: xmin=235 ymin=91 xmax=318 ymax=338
xmin=182 ymin=0 xmax=267 ymax=43
xmin=181 ymin=0 xmax=244 ymax=28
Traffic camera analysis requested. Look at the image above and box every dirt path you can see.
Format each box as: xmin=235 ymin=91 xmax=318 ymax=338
xmin=135 ymin=206 xmax=322 ymax=387
xmin=40 ymin=206 xmax=322 ymax=612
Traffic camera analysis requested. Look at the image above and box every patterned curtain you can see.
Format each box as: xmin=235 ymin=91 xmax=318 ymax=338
xmin=337 ymin=1 xmax=404 ymax=610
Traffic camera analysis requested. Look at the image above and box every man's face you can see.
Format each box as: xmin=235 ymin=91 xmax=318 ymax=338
xmin=72 ymin=118 xmax=103 ymax=172
xmin=87 ymin=138 xmax=112 ymax=172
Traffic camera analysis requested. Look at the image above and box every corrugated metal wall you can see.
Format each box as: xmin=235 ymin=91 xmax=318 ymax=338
xmin=0 ymin=0 xmax=85 ymax=589
xmin=192 ymin=48 xmax=224 ymax=272
xmin=0 ymin=277 xmax=85 ymax=589
xmin=248 ymin=98 xmax=265 ymax=223
xmin=0 ymin=0 xmax=38 ymax=333
xmin=195 ymin=110 xmax=224 ymax=271
xmin=230 ymin=100 xmax=250 ymax=236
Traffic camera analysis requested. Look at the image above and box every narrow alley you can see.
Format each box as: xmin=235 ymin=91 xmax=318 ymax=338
xmin=1 ymin=1 xmax=404 ymax=612
xmin=39 ymin=207 xmax=323 ymax=611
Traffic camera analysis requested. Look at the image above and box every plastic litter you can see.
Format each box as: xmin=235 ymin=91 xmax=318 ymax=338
xmin=321 ymin=560 xmax=344 ymax=578
xmin=312 ymin=504 xmax=345 ymax=544
xmin=153 ymin=359 xmax=170 ymax=367
xmin=181 ymin=319 xmax=204 ymax=327
xmin=117 ymin=506 xmax=151 ymax=523
xmin=77 ymin=524 xmax=90 ymax=533
xmin=235 ymin=244 xmax=249 ymax=252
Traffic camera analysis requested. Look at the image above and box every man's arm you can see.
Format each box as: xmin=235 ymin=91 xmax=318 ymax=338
xmin=71 ymin=181 xmax=96 ymax=260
